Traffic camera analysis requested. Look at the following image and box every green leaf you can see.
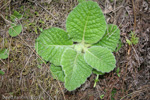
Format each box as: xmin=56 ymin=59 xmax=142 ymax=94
xmin=115 ymin=40 xmax=122 ymax=52
xmin=61 ymin=48 xmax=92 ymax=91
xmin=126 ymin=39 xmax=132 ymax=45
xmin=10 ymin=10 xmax=22 ymax=22
xmin=84 ymin=46 xmax=116 ymax=73
xmin=94 ymin=24 xmax=120 ymax=51
xmin=35 ymin=27 xmax=73 ymax=66
xmin=116 ymin=67 xmax=120 ymax=73
xmin=8 ymin=24 xmax=22 ymax=37
xmin=93 ymin=69 xmax=104 ymax=75
xmin=66 ymin=1 xmax=106 ymax=44
xmin=0 ymin=49 xmax=9 ymax=59
xmin=111 ymin=88 xmax=117 ymax=100
xmin=37 ymin=65 xmax=42 ymax=69
xmin=50 ymin=64 xmax=65 ymax=82
xmin=0 ymin=70 xmax=5 ymax=75
xmin=116 ymin=67 xmax=120 ymax=77
xmin=130 ymin=32 xmax=139 ymax=45
xmin=93 ymin=74 xmax=99 ymax=87
xmin=100 ymin=94 xmax=104 ymax=99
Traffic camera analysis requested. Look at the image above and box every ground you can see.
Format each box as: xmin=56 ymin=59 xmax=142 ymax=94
xmin=0 ymin=0 xmax=150 ymax=100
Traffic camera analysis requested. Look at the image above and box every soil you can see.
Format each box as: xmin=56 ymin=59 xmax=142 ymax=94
xmin=0 ymin=0 xmax=149 ymax=100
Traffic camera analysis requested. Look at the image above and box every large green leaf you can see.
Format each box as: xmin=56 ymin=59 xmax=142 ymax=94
xmin=50 ymin=64 xmax=65 ymax=82
xmin=35 ymin=28 xmax=73 ymax=66
xmin=8 ymin=24 xmax=22 ymax=37
xmin=0 ymin=49 xmax=9 ymax=59
xmin=84 ymin=46 xmax=116 ymax=73
xmin=66 ymin=1 xmax=106 ymax=44
xmin=94 ymin=24 xmax=120 ymax=51
xmin=61 ymin=48 xmax=92 ymax=91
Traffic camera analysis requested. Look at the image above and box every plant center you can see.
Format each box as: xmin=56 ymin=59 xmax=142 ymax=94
xmin=74 ymin=43 xmax=91 ymax=53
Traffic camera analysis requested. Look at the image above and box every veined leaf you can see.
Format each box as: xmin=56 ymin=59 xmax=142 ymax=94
xmin=94 ymin=24 xmax=120 ymax=51
xmin=8 ymin=24 xmax=22 ymax=37
xmin=50 ymin=64 xmax=65 ymax=82
xmin=66 ymin=1 xmax=106 ymax=44
xmin=84 ymin=46 xmax=116 ymax=73
xmin=35 ymin=28 xmax=73 ymax=66
xmin=35 ymin=1 xmax=120 ymax=91
xmin=61 ymin=48 xmax=92 ymax=91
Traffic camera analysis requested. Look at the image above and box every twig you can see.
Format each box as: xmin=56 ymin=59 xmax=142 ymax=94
xmin=132 ymin=0 xmax=136 ymax=32
xmin=113 ymin=0 xmax=129 ymax=25
xmin=7 ymin=37 xmax=12 ymax=74
xmin=0 ymin=14 xmax=12 ymax=24
xmin=38 ymin=82 xmax=53 ymax=100
xmin=0 ymin=59 xmax=5 ymax=64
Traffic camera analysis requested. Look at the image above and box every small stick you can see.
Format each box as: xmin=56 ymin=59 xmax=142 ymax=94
xmin=132 ymin=0 xmax=136 ymax=32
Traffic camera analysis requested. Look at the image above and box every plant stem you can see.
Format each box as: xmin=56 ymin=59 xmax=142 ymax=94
xmin=94 ymin=74 xmax=99 ymax=87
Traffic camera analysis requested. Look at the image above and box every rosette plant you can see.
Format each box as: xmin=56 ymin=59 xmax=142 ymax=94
xmin=35 ymin=1 xmax=120 ymax=91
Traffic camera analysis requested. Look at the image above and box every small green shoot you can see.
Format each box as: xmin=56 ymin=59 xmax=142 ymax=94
xmin=111 ymin=88 xmax=117 ymax=100
xmin=37 ymin=65 xmax=42 ymax=69
xmin=0 ymin=49 xmax=9 ymax=59
xmin=10 ymin=10 xmax=22 ymax=22
xmin=39 ymin=28 xmax=43 ymax=32
xmin=93 ymin=69 xmax=104 ymax=75
xmin=0 ymin=70 xmax=5 ymax=75
xmin=116 ymin=67 xmax=120 ymax=77
xmin=93 ymin=69 xmax=104 ymax=87
xmin=126 ymin=31 xmax=139 ymax=45
xmin=100 ymin=94 xmax=104 ymax=99
xmin=115 ymin=40 xmax=122 ymax=52
xmin=94 ymin=74 xmax=99 ymax=87
xmin=126 ymin=39 xmax=132 ymax=45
